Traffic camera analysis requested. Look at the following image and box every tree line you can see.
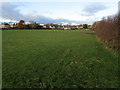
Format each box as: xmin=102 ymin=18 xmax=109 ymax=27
xmin=1 ymin=20 xmax=91 ymax=30
xmin=13 ymin=20 xmax=43 ymax=29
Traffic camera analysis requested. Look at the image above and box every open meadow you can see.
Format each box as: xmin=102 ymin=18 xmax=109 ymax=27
xmin=2 ymin=30 xmax=118 ymax=88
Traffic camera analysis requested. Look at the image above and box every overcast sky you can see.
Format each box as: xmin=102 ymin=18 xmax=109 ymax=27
xmin=0 ymin=0 xmax=119 ymax=25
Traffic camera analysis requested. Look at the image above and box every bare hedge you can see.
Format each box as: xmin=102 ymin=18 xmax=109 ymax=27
xmin=93 ymin=14 xmax=120 ymax=51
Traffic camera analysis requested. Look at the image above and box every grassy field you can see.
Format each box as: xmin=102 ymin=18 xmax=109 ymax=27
xmin=2 ymin=30 xmax=118 ymax=88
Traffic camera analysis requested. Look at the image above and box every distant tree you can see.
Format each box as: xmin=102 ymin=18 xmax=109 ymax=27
xmin=3 ymin=23 xmax=10 ymax=25
xmin=28 ymin=21 xmax=41 ymax=29
xmin=17 ymin=20 xmax=26 ymax=29
xmin=83 ymin=24 xmax=88 ymax=28
xmin=19 ymin=20 xmax=25 ymax=24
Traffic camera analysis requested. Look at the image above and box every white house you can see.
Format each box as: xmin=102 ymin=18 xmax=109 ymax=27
xmin=0 ymin=24 xmax=10 ymax=29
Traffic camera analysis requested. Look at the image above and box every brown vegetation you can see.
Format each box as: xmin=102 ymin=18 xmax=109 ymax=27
xmin=92 ymin=14 xmax=120 ymax=51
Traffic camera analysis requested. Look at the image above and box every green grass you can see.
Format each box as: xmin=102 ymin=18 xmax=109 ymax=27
xmin=2 ymin=30 xmax=118 ymax=88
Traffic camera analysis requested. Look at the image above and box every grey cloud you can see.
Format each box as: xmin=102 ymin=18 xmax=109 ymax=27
xmin=25 ymin=14 xmax=80 ymax=24
xmin=1 ymin=2 xmax=26 ymax=20
xmin=81 ymin=3 xmax=107 ymax=16
xmin=0 ymin=2 xmax=84 ymax=24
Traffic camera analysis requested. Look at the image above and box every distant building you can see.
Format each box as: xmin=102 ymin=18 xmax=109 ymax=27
xmin=0 ymin=23 xmax=10 ymax=29
xmin=9 ymin=23 xmax=14 ymax=28
xmin=79 ymin=26 xmax=83 ymax=29
xmin=44 ymin=24 xmax=56 ymax=29
xmin=88 ymin=25 xmax=92 ymax=29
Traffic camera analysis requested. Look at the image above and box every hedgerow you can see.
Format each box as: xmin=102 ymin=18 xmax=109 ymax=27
xmin=93 ymin=14 xmax=120 ymax=51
